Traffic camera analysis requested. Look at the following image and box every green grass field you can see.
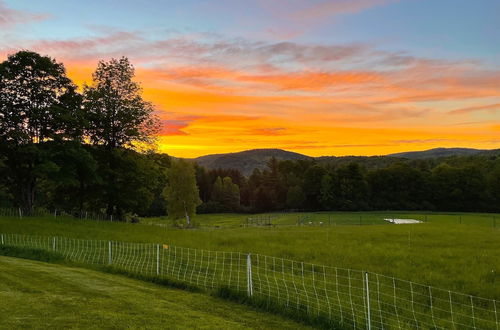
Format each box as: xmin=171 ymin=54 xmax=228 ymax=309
xmin=0 ymin=211 xmax=498 ymax=301
xmin=143 ymin=211 xmax=500 ymax=228
xmin=0 ymin=256 xmax=311 ymax=329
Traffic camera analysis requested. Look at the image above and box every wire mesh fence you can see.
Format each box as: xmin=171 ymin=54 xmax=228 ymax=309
xmin=0 ymin=233 xmax=498 ymax=330
xmin=0 ymin=207 xmax=118 ymax=221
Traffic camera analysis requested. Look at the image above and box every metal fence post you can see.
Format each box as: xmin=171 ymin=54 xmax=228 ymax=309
xmin=247 ymin=253 xmax=253 ymax=297
xmin=18 ymin=208 xmax=22 ymax=219
xmin=1 ymin=234 xmax=4 ymax=245
xmin=156 ymin=244 xmax=160 ymax=275
xmin=365 ymin=272 xmax=372 ymax=330
xmin=52 ymin=237 xmax=56 ymax=251
xmin=108 ymin=241 xmax=112 ymax=264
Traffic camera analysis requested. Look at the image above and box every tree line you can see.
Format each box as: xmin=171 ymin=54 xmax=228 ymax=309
xmin=1 ymin=51 xmax=499 ymax=224
xmin=194 ymin=154 xmax=500 ymax=213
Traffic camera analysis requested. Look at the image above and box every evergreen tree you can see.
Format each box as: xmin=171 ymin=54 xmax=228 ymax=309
xmin=222 ymin=176 xmax=240 ymax=211
xmin=336 ymin=163 xmax=368 ymax=210
xmin=303 ymin=165 xmax=326 ymax=210
xmin=286 ymin=185 xmax=306 ymax=210
xmin=211 ymin=177 xmax=224 ymax=204
xmin=209 ymin=176 xmax=240 ymax=211
xmin=319 ymin=174 xmax=335 ymax=210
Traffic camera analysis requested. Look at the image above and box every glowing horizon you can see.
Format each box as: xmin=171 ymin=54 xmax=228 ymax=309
xmin=1 ymin=0 xmax=499 ymax=158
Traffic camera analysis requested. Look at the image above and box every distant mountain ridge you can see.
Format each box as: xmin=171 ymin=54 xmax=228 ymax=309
xmin=191 ymin=149 xmax=310 ymax=175
xmin=189 ymin=147 xmax=499 ymax=175
xmin=388 ymin=147 xmax=487 ymax=159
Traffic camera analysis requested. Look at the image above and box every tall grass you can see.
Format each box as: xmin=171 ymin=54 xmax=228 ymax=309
xmin=0 ymin=211 xmax=498 ymax=300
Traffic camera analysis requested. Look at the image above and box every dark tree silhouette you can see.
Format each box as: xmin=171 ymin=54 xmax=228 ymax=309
xmin=83 ymin=57 xmax=159 ymax=149
xmin=0 ymin=51 xmax=82 ymax=212
xmin=82 ymin=57 xmax=160 ymax=218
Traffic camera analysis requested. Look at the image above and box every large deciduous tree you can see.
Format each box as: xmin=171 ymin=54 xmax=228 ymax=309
xmin=83 ymin=57 xmax=159 ymax=148
xmin=0 ymin=51 xmax=82 ymax=144
xmin=0 ymin=51 xmax=82 ymax=211
xmin=163 ymin=159 xmax=201 ymax=227
xmin=210 ymin=176 xmax=240 ymax=211
xmin=83 ymin=57 xmax=160 ymax=218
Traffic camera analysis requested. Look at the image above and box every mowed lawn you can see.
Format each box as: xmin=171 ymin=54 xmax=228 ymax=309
xmin=0 ymin=211 xmax=498 ymax=300
xmin=0 ymin=256 xmax=312 ymax=329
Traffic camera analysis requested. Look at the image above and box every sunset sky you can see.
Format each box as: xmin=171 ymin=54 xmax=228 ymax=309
xmin=1 ymin=0 xmax=499 ymax=157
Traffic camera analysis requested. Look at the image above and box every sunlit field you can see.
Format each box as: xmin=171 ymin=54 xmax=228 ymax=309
xmin=1 ymin=211 xmax=498 ymax=301
xmin=0 ymin=256 xmax=310 ymax=329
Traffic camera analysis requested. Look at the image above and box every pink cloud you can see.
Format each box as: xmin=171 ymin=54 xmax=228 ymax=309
xmin=29 ymin=31 xmax=143 ymax=62
xmin=293 ymin=0 xmax=399 ymax=22
xmin=3 ymin=28 xmax=498 ymax=130
xmin=0 ymin=1 xmax=50 ymax=27
xmin=256 ymin=0 xmax=399 ymax=39
xmin=159 ymin=119 xmax=191 ymax=136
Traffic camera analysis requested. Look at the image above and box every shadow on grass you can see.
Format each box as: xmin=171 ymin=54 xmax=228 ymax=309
xmin=0 ymin=245 xmax=345 ymax=329
xmin=214 ymin=286 xmax=345 ymax=329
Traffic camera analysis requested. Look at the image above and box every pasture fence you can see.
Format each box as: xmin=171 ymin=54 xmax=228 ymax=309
xmin=0 ymin=233 xmax=498 ymax=329
xmin=1 ymin=208 xmax=498 ymax=228
xmin=246 ymin=215 xmax=278 ymax=226
xmin=0 ymin=207 xmax=120 ymax=222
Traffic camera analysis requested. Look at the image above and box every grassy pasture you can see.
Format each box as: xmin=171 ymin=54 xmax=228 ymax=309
xmin=0 ymin=211 xmax=498 ymax=301
xmin=0 ymin=256 xmax=311 ymax=329
xmin=143 ymin=211 xmax=500 ymax=228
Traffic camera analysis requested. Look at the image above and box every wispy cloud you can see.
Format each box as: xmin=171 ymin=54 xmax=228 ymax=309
xmin=159 ymin=119 xmax=192 ymax=136
xmin=291 ymin=0 xmax=399 ymax=22
xmin=256 ymin=0 xmax=400 ymax=39
xmin=251 ymin=127 xmax=288 ymax=136
xmin=0 ymin=1 xmax=50 ymax=27
xmin=448 ymin=103 xmax=500 ymax=115
xmin=2 ymin=24 xmax=498 ymax=157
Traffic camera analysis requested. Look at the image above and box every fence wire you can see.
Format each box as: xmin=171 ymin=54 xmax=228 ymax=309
xmin=1 ymin=233 xmax=498 ymax=330
xmin=0 ymin=207 xmax=115 ymax=221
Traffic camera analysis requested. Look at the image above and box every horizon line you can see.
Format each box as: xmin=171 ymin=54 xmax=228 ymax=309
xmin=159 ymin=146 xmax=495 ymax=159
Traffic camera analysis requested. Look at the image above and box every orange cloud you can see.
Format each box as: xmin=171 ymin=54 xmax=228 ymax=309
xmin=250 ymin=127 xmax=287 ymax=136
xmin=238 ymin=70 xmax=384 ymax=91
xmin=448 ymin=103 xmax=500 ymax=115
xmin=7 ymin=30 xmax=497 ymax=158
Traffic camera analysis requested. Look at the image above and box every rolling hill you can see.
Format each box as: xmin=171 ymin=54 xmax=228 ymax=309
xmin=189 ymin=147 xmax=499 ymax=175
xmin=192 ymin=148 xmax=310 ymax=175
xmin=388 ymin=147 xmax=488 ymax=159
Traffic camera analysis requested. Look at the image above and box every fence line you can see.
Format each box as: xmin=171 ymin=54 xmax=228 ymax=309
xmin=0 ymin=233 xmax=498 ymax=329
xmin=2 ymin=208 xmax=498 ymax=229
xmin=0 ymin=207 xmax=116 ymax=222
